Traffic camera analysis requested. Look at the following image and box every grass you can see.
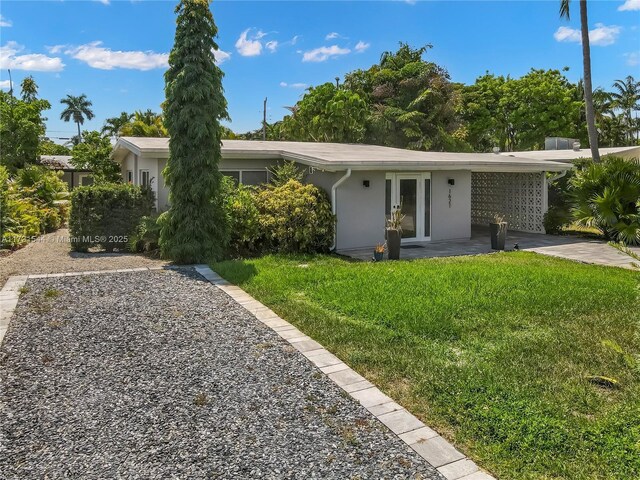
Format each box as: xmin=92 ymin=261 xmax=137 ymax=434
xmin=213 ymin=252 xmax=640 ymax=480
xmin=560 ymin=222 xmax=603 ymax=238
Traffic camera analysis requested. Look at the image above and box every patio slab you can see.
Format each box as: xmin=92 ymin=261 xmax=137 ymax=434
xmin=339 ymin=227 xmax=639 ymax=269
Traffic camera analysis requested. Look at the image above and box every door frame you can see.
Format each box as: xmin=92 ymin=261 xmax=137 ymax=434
xmin=386 ymin=172 xmax=431 ymax=243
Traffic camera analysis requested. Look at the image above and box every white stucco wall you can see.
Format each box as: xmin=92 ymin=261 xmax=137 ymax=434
xmin=126 ymin=152 xmax=474 ymax=249
xmin=430 ymin=170 xmax=472 ymax=241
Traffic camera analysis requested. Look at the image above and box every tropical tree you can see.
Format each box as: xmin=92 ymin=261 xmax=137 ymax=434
xmin=609 ymin=76 xmax=639 ymax=144
xmin=38 ymin=138 xmax=72 ymax=156
xmin=571 ymin=157 xmax=640 ymax=244
xmin=102 ymin=111 xmax=134 ymax=138
xmin=119 ymin=109 xmax=168 ymax=137
xmin=346 ymin=43 xmax=470 ymax=151
xmin=461 ymin=69 xmax=581 ymax=151
xmin=280 ymin=83 xmax=367 ymax=143
xmin=0 ymin=87 xmax=50 ymax=171
xmin=59 ymin=94 xmax=94 ymax=141
xmin=160 ymin=0 xmax=230 ymax=263
xmin=70 ymin=131 xmax=120 ymax=183
xmin=20 ymin=76 xmax=38 ymax=103
xmin=559 ymin=0 xmax=600 ymax=161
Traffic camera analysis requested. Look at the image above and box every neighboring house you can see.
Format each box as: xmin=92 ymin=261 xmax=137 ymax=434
xmin=112 ymin=137 xmax=576 ymax=251
xmin=39 ymin=155 xmax=93 ymax=190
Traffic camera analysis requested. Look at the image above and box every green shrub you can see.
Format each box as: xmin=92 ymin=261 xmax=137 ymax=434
xmin=128 ymin=214 xmax=162 ymax=255
xmin=544 ymin=170 xmax=574 ymax=234
xmin=70 ymin=183 xmax=154 ymax=252
xmin=1 ymin=165 xmax=68 ymax=249
xmin=571 ymin=157 xmax=640 ymax=245
xmin=221 ymin=177 xmax=262 ymax=257
xmin=543 ymin=205 xmax=572 ymax=235
xmin=255 ymin=179 xmax=335 ymax=253
xmin=267 ymin=160 xmax=305 ymax=187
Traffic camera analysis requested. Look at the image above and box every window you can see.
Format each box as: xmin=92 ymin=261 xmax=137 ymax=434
xmin=80 ymin=175 xmax=94 ymax=186
xmin=241 ymin=170 xmax=268 ymax=186
xmin=126 ymin=170 xmax=133 ymax=184
xmin=222 ymin=171 xmax=240 ymax=185
xmin=221 ymin=170 xmax=267 ymax=186
xmin=140 ymin=170 xmax=150 ymax=187
xmin=424 ymin=178 xmax=431 ymax=237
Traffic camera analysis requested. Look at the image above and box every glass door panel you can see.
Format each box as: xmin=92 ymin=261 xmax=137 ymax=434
xmin=424 ymin=178 xmax=431 ymax=238
xmin=399 ymin=178 xmax=417 ymax=239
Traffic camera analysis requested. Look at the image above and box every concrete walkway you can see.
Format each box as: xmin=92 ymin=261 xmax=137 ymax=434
xmin=340 ymin=228 xmax=639 ymax=269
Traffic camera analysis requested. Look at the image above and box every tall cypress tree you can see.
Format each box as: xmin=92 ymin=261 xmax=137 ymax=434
xmin=160 ymin=0 xmax=229 ymax=263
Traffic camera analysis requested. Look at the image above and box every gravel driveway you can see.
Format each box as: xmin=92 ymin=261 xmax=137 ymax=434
xmin=0 ymin=228 xmax=167 ymax=287
xmin=0 ymin=268 xmax=442 ymax=479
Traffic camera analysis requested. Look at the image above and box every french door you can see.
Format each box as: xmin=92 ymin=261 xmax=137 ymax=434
xmin=385 ymin=173 xmax=431 ymax=242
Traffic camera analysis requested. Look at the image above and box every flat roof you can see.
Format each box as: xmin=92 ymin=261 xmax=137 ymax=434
xmin=113 ymin=137 xmax=572 ymax=172
xmin=503 ymin=146 xmax=640 ymax=162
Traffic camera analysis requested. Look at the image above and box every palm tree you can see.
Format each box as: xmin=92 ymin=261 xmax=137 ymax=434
xmin=20 ymin=76 xmax=38 ymax=102
xmin=101 ymin=111 xmax=134 ymax=138
xmin=60 ymin=94 xmax=94 ymax=141
xmin=560 ymin=0 xmax=600 ymax=161
xmin=119 ymin=110 xmax=167 ymax=137
xmin=609 ymin=76 xmax=640 ymax=145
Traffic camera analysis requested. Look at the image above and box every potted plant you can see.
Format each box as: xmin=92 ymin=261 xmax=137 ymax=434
xmin=386 ymin=207 xmax=404 ymax=260
xmin=489 ymin=214 xmax=508 ymax=250
xmin=373 ymin=243 xmax=386 ymax=262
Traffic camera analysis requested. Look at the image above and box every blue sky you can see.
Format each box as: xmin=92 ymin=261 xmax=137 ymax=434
xmin=1 ymin=0 xmax=639 ymax=141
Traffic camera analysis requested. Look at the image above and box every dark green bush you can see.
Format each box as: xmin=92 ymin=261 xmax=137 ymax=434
xmin=70 ymin=183 xmax=154 ymax=252
xmin=544 ymin=168 xmax=578 ymax=235
xmin=128 ymin=215 xmax=162 ymax=255
xmin=255 ymin=179 xmax=335 ymax=254
xmin=221 ymin=177 xmax=262 ymax=257
xmin=571 ymin=156 xmax=640 ymax=245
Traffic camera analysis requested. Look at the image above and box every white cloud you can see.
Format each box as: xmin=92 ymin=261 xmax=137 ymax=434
xmin=624 ymin=51 xmax=640 ymax=66
xmin=290 ymin=35 xmax=300 ymax=45
xmin=94 ymin=0 xmax=110 ymax=4
xmin=266 ymin=40 xmax=278 ymax=53
xmin=235 ymin=29 xmax=263 ymax=57
xmin=553 ymin=23 xmax=621 ymax=46
xmin=302 ymin=45 xmax=351 ymax=62
xmin=0 ymin=79 xmax=11 ymax=89
xmin=64 ymin=41 xmax=168 ymax=70
xmin=0 ymin=41 xmax=64 ymax=72
xmin=280 ymin=81 xmax=307 ymax=89
xmin=46 ymin=45 xmax=65 ymax=54
xmin=213 ymin=48 xmax=231 ymax=65
xmin=325 ymin=32 xmax=340 ymax=40
xmin=354 ymin=41 xmax=370 ymax=53
xmin=619 ymin=0 xmax=640 ymax=11
xmin=0 ymin=15 xmax=12 ymax=27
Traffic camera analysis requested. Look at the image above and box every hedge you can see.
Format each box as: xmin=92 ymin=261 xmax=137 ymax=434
xmin=69 ymin=183 xmax=154 ymax=252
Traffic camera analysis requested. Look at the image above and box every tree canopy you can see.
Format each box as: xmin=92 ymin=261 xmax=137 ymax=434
xmin=71 ymin=131 xmax=120 ymax=183
xmin=0 ymin=79 xmax=50 ymax=172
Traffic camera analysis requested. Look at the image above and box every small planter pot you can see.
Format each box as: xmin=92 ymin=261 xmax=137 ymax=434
xmin=386 ymin=229 xmax=401 ymax=260
xmin=489 ymin=222 xmax=508 ymax=250
xmin=373 ymin=251 xmax=384 ymax=262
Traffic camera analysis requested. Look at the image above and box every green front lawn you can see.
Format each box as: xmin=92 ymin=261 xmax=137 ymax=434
xmin=213 ymin=252 xmax=640 ymax=480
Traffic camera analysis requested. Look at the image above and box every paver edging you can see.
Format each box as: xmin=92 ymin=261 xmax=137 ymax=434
xmin=194 ymin=265 xmax=496 ymax=480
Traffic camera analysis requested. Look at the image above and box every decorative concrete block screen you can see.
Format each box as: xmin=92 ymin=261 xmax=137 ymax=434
xmin=471 ymin=172 xmax=547 ymax=233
